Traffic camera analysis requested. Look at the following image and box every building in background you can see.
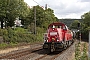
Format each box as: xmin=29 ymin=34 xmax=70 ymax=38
xmin=14 ymin=17 xmax=23 ymax=27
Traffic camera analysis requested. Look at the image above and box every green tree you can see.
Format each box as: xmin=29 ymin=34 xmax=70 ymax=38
xmin=24 ymin=5 xmax=58 ymax=29
xmin=81 ymin=11 xmax=90 ymax=39
xmin=0 ymin=0 xmax=29 ymax=28
xmin=70 ymin=20 xmax=80 ymax=29
xmin=81 ymin=11 xmax=90 ymax=27
xmin=42 ymin=8 xmax=57 ymax=29
xmin=0 ymin=0 xmax=7 ymax=28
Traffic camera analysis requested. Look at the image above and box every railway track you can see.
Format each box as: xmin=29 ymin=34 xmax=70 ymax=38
xmin=34 ymin=48 xmax=70 ymax=60
xmin=0 ymin=47 xmax=42 ymax=59
xmin=0 ymin=46 xmax=43 ymax=59
xmin=35 ymin=40 xmax=76 ymax=60
xmin=35 ymin=52 xmax=61 ymax=60
xmin=0 ymin=40 xmax=77 ymax=60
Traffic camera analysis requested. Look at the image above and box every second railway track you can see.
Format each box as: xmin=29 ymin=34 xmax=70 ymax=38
xmin=0 ymin=47 xmax=43 ymax=59
xmin=0 ymin=43 xmax=43 ymax=60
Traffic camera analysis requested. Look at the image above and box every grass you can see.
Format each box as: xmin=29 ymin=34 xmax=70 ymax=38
xmin=75 ymin=42 xmax=88 ymax=60
xmin=0 ymin=42 xmax=18 ymax=49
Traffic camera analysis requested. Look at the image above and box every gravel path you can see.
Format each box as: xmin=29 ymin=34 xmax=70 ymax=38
xmin=54 ymin=42 xmax=75 ymax=60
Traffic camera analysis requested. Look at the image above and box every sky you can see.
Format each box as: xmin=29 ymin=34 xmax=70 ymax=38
xmin=24 ymin=0 xmax=90 ymax=19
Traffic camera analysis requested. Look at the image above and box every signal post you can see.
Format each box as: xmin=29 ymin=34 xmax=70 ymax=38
xmin=77 ymin=23 xmax=81 ymax=43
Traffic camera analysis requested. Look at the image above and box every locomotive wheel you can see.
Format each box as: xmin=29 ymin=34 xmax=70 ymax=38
xmin=68 ymin=41 xmax=71 ymax=46
xmin=72 ymin=39 xmax=74 ymax=43
xmin=63 ymin=44 xmax=67 ymax=49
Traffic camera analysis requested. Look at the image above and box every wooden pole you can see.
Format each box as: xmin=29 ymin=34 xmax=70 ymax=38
xmin=34 ymin=6 xmax=36 ymax=35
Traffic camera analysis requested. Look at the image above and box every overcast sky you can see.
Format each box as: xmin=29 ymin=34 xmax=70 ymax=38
xmin=24 ymin=0 xmax=90 ymax=19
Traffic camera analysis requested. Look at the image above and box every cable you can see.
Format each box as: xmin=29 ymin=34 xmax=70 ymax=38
xmin=33 ymin=0 xmax=41 ymax=6
xmin=33 ymin=0 xmax=52 ymax=9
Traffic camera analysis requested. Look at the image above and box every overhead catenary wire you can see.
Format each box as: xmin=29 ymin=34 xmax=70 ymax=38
xmin=33 ymin=0 xmax=41 ymax=6
xmin=33 ymin=0 xmax=52 ymax=9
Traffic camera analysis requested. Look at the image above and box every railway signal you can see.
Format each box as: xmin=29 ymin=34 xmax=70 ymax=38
xmin=77 ymin=22 xmax=80 ymax=28
xmin=77 ymin=22 xmax=81 ymax=43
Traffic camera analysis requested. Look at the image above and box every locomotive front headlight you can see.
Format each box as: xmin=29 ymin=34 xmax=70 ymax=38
xmin=44 ymin=39 xmax=48 ymax=42
xmin=47 ymin=40 xmax=48 ymax=42
xmin=57 ymin=39 xmax=59 ymax=41
xmin=56 ymin=38 xmax=59 ymax=41
xmin=53 ymin=28 xmax=54 ymax=30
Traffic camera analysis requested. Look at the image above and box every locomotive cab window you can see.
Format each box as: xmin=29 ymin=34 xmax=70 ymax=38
xmin=49 ymin=25 xmax=63 ymax=28
xmin=63 ymin=25 xmax=68 ymax=30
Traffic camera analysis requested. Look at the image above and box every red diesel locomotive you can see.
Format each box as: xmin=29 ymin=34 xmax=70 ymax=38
xmin=43 ymin=22 xmax=74 ymax=52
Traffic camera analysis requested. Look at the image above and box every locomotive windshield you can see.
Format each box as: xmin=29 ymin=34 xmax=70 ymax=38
xmin=49 ymin=25 xmax=67 ymax=30
xmin=48 ymin=22 xmax=68 ymax=30
xmin=50 ymin=25 xmax=62 ymax=28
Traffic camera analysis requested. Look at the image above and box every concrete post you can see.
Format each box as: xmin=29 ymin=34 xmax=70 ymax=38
xmin=89 ymin=30 xmax=90 ymax=59
xmin=79 ymin=31 xmax=81 ymax=43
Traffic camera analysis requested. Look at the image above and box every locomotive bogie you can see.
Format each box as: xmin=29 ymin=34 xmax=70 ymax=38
xmin=43 ymin=42 xmax=63 ymax=49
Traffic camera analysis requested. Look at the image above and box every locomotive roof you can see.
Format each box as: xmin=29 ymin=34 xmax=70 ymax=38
xmin=48 ymin=22 xmax=65 ymax=28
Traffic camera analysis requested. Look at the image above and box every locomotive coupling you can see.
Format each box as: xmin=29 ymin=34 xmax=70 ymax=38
xmin=51 ymin=41 xmax=55 ymax=52
xmin=51 ymin=38 xmax=55 ymax=52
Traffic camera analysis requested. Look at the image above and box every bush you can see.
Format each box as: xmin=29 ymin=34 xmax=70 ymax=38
xmin=14 ymin=27 xmax=27 ymax=33
xmin=0 ymin=27 xmax=44 ymax=44
xmin=0 ymin=43 xmax=8 ymax=49
xmin=0 ymin=29 xmax=3 ymax=36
